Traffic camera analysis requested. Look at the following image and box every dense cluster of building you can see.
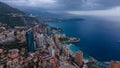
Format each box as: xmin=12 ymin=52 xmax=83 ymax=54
xmin=0 ymin=24 xmax=81 ymax=68
xmin=0 ymin=23 xmax=120 ymax=68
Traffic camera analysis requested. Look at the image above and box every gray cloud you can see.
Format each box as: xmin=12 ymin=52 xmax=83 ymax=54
xmin=0 ymin=0 xmax=120 ymax=11
xmin=0 ymin=0 xmax=58 ymax=8
xmin=56 ymin=0 xmax=120 ymax=11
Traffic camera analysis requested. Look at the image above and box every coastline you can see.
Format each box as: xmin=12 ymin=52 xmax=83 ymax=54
xmin=67 ymin=43 xmax=109 ymax=67
xmin=56 ymin=28 xmax=109 ymax=67
xmin=47 ymin=18 xmax=120 ymax=62
xmin=47 ymin=22 xmax=110 ymax=67
xmin=67 ymin=43 xmax=91 ymax=60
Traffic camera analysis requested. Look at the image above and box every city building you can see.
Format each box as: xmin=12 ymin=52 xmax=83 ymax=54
xmin=36 ymin=33 xmax=45 ymax=48
xmin=20 ymin=48 xmax=26 ymax=56
xmin=0 ymin=49 xmax=3 ymax=54
xmin=74 ymin=51 xmax=83 ymax=67
xmin=109 ymin=61 xmax=120 ymax=68
xmin=26 ymin=28 xmax=35 ymax=52
xmin=54 ymin=34 xmax=60 ymax=48
xmin=20 ymin=30 xmax=26 ymax=43
xmin=47 ymin=27 xmax=52 ymax=36
xmin=50 ymin=57 xmax=58 ymax=68
xmin=8 ymin=49 xmax=19 ymax=59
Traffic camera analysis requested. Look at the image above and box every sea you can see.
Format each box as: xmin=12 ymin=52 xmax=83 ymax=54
xmin=47 ymin=16 xmax=120 ymax=62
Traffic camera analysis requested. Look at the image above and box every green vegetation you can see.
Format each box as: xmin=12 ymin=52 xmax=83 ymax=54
xmin=0 ymin=2 xmax=41 ymax=27
xmin=0 ymin=42 xmax=26 ymax=50
xmin=59 ymin=37 xmax=80 ymax=43
xmin=0 ymin=15 xmax=25 ymax=27
xmin=61 ymin=18 xmax=84 ymax=22
xmin=0 ymin=2 xmax=24 ymax=14
xmin=0 ymin=2 xmax=25 ymax=27
xmin=59 ymin=37 xmax=69 ymax=42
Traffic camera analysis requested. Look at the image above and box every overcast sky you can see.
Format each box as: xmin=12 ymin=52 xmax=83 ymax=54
xmin=0 ymin=0 xmax=120 ymax=17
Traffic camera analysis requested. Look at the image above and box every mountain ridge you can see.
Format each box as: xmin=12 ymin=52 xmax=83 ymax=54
xmin=0 ymin=2 xmax=41 ymax=27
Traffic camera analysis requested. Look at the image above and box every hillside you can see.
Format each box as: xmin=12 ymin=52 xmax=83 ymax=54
xmin=0 ymin=2 xmax=40 ymax=27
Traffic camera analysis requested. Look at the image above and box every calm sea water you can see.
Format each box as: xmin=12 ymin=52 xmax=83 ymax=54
xmin=47 ymin=16 xmax=120 ymax=62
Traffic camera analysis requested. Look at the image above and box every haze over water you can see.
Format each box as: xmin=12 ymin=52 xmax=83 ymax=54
xmin=48 ymin=16 xmax=120 ymax=62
